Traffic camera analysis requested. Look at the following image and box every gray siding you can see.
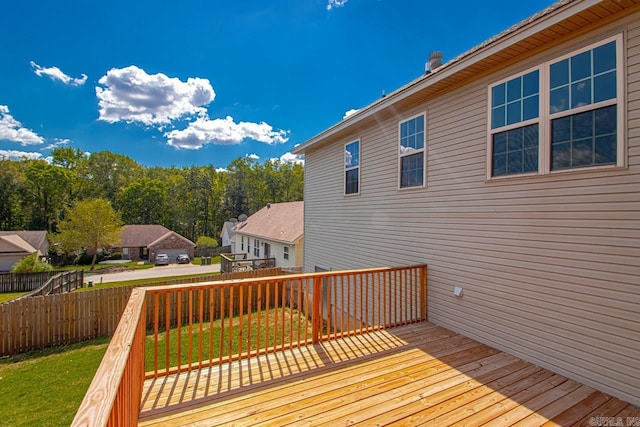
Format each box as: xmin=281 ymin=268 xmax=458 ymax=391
xmin=302 ymin=15 xmax=640 ymax=406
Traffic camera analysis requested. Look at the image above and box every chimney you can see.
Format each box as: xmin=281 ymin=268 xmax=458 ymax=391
xmin=425 ymin=51 xmax=444 ymax=73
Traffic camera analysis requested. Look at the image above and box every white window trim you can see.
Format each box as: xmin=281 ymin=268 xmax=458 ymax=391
xmin=486 ymin=33 xmax=625 ymax=180
xmin=398 ymin=111 xmax=427 ymax=190
xmin=344 ymin=139 xmax=360 ymax=196
xmin=284 ymin=246 xmax=289 ymax=260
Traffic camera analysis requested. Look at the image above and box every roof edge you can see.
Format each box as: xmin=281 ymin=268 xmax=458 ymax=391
xmin=293 ymin=0 xmax=595 ymax=154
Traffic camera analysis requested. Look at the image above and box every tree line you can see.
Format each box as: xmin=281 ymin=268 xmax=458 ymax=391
xmin=0 ymin=148 xmax=304 ymax=242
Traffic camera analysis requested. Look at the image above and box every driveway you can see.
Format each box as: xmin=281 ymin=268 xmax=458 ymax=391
xmin=86 ymin=263 xmax=221 ymax=284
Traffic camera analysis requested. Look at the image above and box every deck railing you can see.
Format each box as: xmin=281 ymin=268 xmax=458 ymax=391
xmin=220 ymin=252 xmax=276 ymax=273
xmin=72 ymin=265 xmax=427 ymax=427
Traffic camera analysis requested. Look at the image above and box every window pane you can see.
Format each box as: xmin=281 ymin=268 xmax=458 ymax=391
xmin=571 ymin=51 xmax=591 ymax=81
xmin=522 ymin=70 xmax=539 ymax=97
xmin=595 ymin=134 xmax=617 ymax=164
xmin=572 ymin=111 xmax=593 ymax=139
xmin=492 ymin=106 xmax=506 ymax=129
xmin=507 ymin=77 xmax=521 ymax=102
xmin=522 ymin=95 xmax=539 ymax=121
xmin=408 ymin=134 xmax=416 ymax=149
xmin=492 ymin=84 xmax=505 ymax=107
xmin=492 ymin=153 xmax=506 ymax=176
xmin=506 ymin=100 xmax=521 ymax=125
xmin=551 ymin=106 xmax=617 ymax=170
xmin=593 ymin=41 xmax=616 ymax=74
xmin=594 ymin=71 xmax=616 ymax=103
xmin=408 ymin=119 xmax=415 ymax=135
xmin=400 ymin=152 xmax=424 ymax=188
xmin=345 ymin=141 xmax=359 ymax=168
xmin=401 ymin=122 xmax=407 ymax=138
xmin=595 ymin=105 xmax=616 ymax=135
xmin=552 ymin=142 xmax=571 ymax=170
xmin=507 ymin=151 xmax=523 ymax=174
xmin=571 ymin=80 xmax=591 ymax=109
xmin=552 ymin=116 xmax=571 ymax=143
xmin=345 ymin=168 xmax=359 ymax=194
xmin=550 ymin=59 xmax=569 ymax=89
xmin=416 ymin=116 xmax=424 ymax=132
xmin=493 ymin=132 xmax=507 ymax=154
xmin=550 ymin=86 xmax=569 ymax=113
xmin=415 ymin=132 xmax=424 ymax=150
xmin=491 ymin=124 xmax=538 ymax=177
xmin=572 ymin=139 xmax=594 ymax=167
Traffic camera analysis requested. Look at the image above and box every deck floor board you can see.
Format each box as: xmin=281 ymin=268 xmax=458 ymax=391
xmin=139 ymin=322 xmax=638 ymax=426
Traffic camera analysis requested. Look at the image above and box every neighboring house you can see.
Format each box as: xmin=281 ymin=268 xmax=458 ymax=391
xmin=0 ymin=231 xmax=48 ymax=272
xmin=220 ymin=220 xmax=237 ymax=252
xmin=293 ymin=0 xmax=640 ymax=408
xmin=116 ymin=225 xmax=195 ymax=263
xmin=233 ymin=201 xmax=303 ymax=268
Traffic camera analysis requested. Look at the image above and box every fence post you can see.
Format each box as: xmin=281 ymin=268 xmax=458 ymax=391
xmin=312 ymin=276 xmax=321 ymax=343
xmin=420 ymin=265 xmax=427 ymax=321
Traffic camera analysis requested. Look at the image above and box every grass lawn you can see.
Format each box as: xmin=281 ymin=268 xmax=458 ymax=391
xmin=191 ymin=255 xmax=221 ymax=265
xmin=56 ymin=261 xmax=154 ymax=272
xmin=0 ymin=292 xmax=26 ymax=303
xmin=0 ymin=337 xmax=110 ymax=427
xmin=0 ymin=307 xmax=307 ymax=426
xmin=75 ymin=271 xmax=223 ymax=292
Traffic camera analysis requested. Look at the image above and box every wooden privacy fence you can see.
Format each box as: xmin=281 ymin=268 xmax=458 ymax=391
xmin=0 ymin=271 xmax=62 ymax=293
xmin=72 ymin=264 xmax=427 ymax=427
xmin=0 ymin=268 xmax=283 ymax=356
xmin=18 ymin=270 xmax=84 ymax=299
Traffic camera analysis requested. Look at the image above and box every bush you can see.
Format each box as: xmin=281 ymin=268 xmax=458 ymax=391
xmin=109 ymin=252 xmax=123 ymax=260
xmin=75 ymin=253 xmax=94 ymax=265
xmin=12 ymin=253 xmax=53 ymax=273
xmin=196 ymin=236 xmax=218 ymax=248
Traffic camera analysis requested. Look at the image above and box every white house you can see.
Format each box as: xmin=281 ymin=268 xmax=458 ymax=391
xmin=219 ymin=220 xmax=237 ymax=252
xmin=293 ymin=0 xmax=640 ymax=407
xmin=233 ymin=201 xmax=303 ymax=269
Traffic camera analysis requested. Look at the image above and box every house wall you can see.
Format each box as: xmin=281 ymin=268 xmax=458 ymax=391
xmin=235 ymin=233 xmax=302 ymax=268
xmin=301 ymin=14 xmax=640 ymax=406
xmin=149 ymin=233 xmax=194 ymax=262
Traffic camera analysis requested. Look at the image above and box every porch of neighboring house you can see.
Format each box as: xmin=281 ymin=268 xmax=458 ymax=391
xmin=219 ymin=252 xmax=276 ymax=273
xmin=73 ymin=265 xmax=639 ymax=426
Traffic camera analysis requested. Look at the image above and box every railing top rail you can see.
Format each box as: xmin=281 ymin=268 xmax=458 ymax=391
xmin=72 ymin=287 xmax=147 ymax=427
xmin=143 ymin=264 xmax=427 ymax=294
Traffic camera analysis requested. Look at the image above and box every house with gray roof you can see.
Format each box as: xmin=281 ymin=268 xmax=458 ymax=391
xmin=115 ymin=224 xmax=195 ymax=264
xmin=0 ymin=230 xmax=48 ymax=272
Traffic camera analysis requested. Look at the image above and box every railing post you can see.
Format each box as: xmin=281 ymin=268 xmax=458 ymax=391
xmin=420 ymin=265 xmax=427 ymax=321
xmin=312 ymin=276 xmax=321 ymax=343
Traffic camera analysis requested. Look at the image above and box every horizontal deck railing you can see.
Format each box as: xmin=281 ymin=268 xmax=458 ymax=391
xmin=72 ymin=265 xmax=427 ymax=427
xmin=220 ymin=253 xmax=276 ymax=273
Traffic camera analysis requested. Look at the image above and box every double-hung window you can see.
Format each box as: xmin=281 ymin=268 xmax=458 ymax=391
xmin=345 ymin=140 xmax=360 ymax=195
xmin=489 ymin=70 xmax=540 ymax=177
xmin=549 ymin=38 xmax=619 ymax=170
xmin=253 ymin=239 xmax=260 ymax=257
xmin=488 ymin=34 xmax=623 ymax=178
xmin=284 ymin=246 xmax=289 ymax=260
xmin=399 ymin=113 xmax=426 ymax=188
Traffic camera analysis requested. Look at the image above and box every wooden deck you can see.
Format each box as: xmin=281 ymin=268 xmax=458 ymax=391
xmin=138 ymin=322 xmax=639 ymax=426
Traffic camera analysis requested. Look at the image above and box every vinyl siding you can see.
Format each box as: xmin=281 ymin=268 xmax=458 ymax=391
xmin=302 ymin=13 xmax=640 ymax=406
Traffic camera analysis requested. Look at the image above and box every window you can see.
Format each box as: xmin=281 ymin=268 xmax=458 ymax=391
xmin=253 ymin=239 xmax=259 ymax=257
xmin=284 ymin=246 xmax=289 ymax=260
xmin=490 ymin=70 xmax=540 ymax=177
xmin=488 ymin=35 xmax=623 ymax=178
xmin=345 ymin=140 xmax=360 ymax=195
xmin=399 ymin=113 xmax=425 ymax=188
xmin=247 ymin=238 xmax=250 ymax=254
xmin=549 ymin=40 xmax=619 ymax=170
xmin=241 ymin=236 xmax=244 ymax=251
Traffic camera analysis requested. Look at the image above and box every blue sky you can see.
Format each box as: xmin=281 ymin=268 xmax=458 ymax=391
xmin=0 ymin=0 xmax=553 ymax=169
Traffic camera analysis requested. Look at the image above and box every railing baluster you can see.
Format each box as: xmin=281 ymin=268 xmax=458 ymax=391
xmin=198 ymin=289 xmax=204 ymax=368
xmin=247 ymin=283 xmax=252 ymax=357
xmin=273 ymin=280 xmax=279 ymax=350
xmin=165 ymin=292 xmax=170 ymax=375
xmin=177 ymin=291 xmax=182 ymax=373
xmin=153 ymin=293 xmax=159 ymax=375
xmin=228 ymin=286 xmax=233 ymax=362
xmin=238 ymin=284 xmax=243 ymax=362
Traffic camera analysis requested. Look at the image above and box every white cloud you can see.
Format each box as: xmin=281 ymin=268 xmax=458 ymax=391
xmin=0 ymin=149 xmax=44 ymax=160
xmin=42 ymin=138 xmax=70 ymax=150
xmin=327 ymin=0 xmax=348 ymax=10
xmin=0 ymin=105 xmax=44 ymax=146
xmin=164 ymin=115 xmax=289 ymax=149
xmin=30 ymin=61 xmax=87 ymax=86
xmin=246 ymin=153 xmax=260 ymax=160
xmin=279 ymin=152 xmax=305 ymax=165
xmin=96 ymin=66 xmax=215 ymax=126
xmin=343 ymin=108 xmax=360 ymax=119
xmin=216 ymin=167 xmax=228 ymax=173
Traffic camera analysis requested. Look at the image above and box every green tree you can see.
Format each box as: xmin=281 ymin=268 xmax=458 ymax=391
xmin=23 ymin=160 xmax=72 ymax=232
xmin=117 ymin=178 xmax=168 ymax=224
xmin=0 ymin=159 xmax=26 ymax=230
xmin=87 ymin=151 xmax=143 ymax=204
xmin=54 ymin=199 xmax=122 ymax=270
